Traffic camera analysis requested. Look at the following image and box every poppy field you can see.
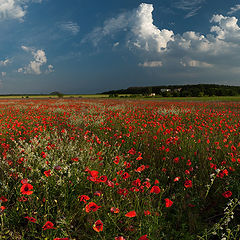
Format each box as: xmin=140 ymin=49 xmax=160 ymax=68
xmin=0 ymin=98 xmax=239 ymax=240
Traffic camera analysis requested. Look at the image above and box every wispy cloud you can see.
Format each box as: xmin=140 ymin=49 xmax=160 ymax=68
xmin=173 ymin=0 xmax=205 ymax=18
xmin=0 ymin=58 xmax=11 ymax=66
xmin=59 ymin=21 xmax=80 ymax=35
xmin=227 ymin=4 xmax=240 ymax=15
xmin=1 ymin=72 xmax=6 ymax=77
xmin=139 ymin=61 xmax=163 ymax=68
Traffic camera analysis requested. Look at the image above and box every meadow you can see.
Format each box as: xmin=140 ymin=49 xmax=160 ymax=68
xmin=0 ymin=98 xmax=239 ymax=240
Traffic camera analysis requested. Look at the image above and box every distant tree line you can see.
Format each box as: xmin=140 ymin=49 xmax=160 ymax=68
xmin=102 ymin=84 xmax=240 ymax=97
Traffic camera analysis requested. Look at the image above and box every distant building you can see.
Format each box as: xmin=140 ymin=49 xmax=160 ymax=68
xmin=150 ymin=93 xmax=156 ymax=96
xmin=173 ymin=88 xmax=182 ymax=92
xmin=160 ymin=89 xmax=171 ymax=92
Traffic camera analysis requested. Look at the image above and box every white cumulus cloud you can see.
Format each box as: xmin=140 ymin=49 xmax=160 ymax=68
xmin=210 ymin=15 xmax=240 ymax=42
xmin=0 ymin=0 xmax=43 ymax=21
xmin=83 ymin=3 xmax=174 ymax=52
xmin=85 ymin=3 xmax=240 ymax=77
xmin=20 ymin=46 xmax=52 ymax=75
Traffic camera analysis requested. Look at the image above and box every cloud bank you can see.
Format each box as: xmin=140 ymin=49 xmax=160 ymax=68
xmin=84 ymin=3 xmax=240 ymax=74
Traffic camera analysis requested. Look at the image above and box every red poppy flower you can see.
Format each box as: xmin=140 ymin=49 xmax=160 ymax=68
xmin=184 ymin=179 xmax=192 ymax=188
xmin=42 ymin=221 xmax=56 ymax=230
xmin=0 ymin=196 xmax=7 ymax=203
xmin=98 ymin=175 xmax=107 ymax=183
xmin=125 ymin=210 xmax=136 ymax=217
xmin=53 ymin=238 xmax=69 ymax=240
xmin=114 ymin=156 xmax=120 ymax=164
xmin=44 ymin=169 xmax=51 ymax=177
xmin=154 ymin=179 xmax=159 ymax=184
xmin=139 ymin=235 xmax=148 ymax=240
xmin=18 ymin=196 xmax=28 ymax=202
xmin=150 ymin=186 xmax=161 ymax=194
xmin=25 ymin=216 xmax=37 ymax=223
xmin=106 ymin=180 xmax=115 ymax=188
xmin=110 ymin=207 xmax=120 ymax=213
xmin=0 ymin=206 xmax=6 ymax=212
xmin=93 ymin=219 xmax=103 ymax=232
xmin=144 ymin=210 xmax=151 ymax=216
xmin=222 ymin=191 xmax=232 ymax=198
xmin=78 ymin=195 xmax=90 ymax=203
xmin=174 ymin=177 xmax=180 ymax=182
xmin=115 ymin=237 xmax=126 ymax=240
xmin=20 ymin=183 xmax=33 ymax=195
xmin=94 ymin=191 xmax=102 ymax=197
xmin=122 ymin=172 xmax=130 ymax=180
xmin=89 ymin=170 xmax=99 ymax=177
xmin=85 ymin=202 xmax=101 ymax=213
xmin=165 ymin=198 xmax=173 ymax=208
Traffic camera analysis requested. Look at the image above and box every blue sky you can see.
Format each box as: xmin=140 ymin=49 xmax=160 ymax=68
xmin=0 ymin=0 xmax=240 ymax=94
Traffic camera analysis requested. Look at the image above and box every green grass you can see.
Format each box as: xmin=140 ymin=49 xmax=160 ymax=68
xmin=1 ymin=94 xmax=240 ymax=101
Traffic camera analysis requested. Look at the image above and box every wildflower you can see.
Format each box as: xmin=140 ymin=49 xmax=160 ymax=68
xmin=98 ymin=175 xmax=107 ymax=183
xmin=53 ymin=238 xmax=69 ymax=240
xmin=94 ymin=191 xmax=102 ymax=197
xmin=184 ymin=179 xmax=192 ymax=188
xmin=144 ymin=210 xmax=151 ymax=216
xmin=114 ymin=156 xmax=120 ymax=164
xmin=174 ymin=177 xmax=180 ymax=182
xmin=222 ymin=191 xmax=232 ymax=198
xmin=110 ymin=207 xmax=120 ymax=213
xmin=42 ymin=221 xmax=56 ymax=230
xmin=0 ymin=196 xmax=7 ymax=203
xmin=150 ymin=186 xmax=160 ymax=194
xmin=18 ymin=196 xmax=28 ymax=202
xmin=125 ymin=210 xmax=136 ymax=217
xmin=106 ymin=180 xmax=114 ymax=188
xmin=89 ymin=170 xmax=99 ymax=177
xmin=165 ymin=198 xmax=173 ymax=207
xmin=93 ymin=219 xmax=103 ymax=232
xmin=44 ymin=169 xmax=51 ymax=177
xmin=25 ymin=216 xmax=37 ymax=223
xmin=20 ymin=183 xmax=33 ymax=195
xmin=78 ymin=195 xmax=90 ymax=204
xmin=85 ymin=202 xmax=101 ymax=213
xmin=115 ymin=237 xmax=126 ymax=240
xmin=122 ymin=172 xmax=130 ymax=180
xmin=154 ymin=179 xmax=159 ymax=184
xmin=135 ymin=165 xmax=146 ymax=173
xmin=0 ymin=206 xmax=6 ymax=212
xmin=139 ymin=235 xmax=148 ymax=240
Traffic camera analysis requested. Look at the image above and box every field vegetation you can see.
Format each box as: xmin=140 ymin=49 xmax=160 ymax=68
xmin=0 ymin=98 xmax=239 ymax=240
